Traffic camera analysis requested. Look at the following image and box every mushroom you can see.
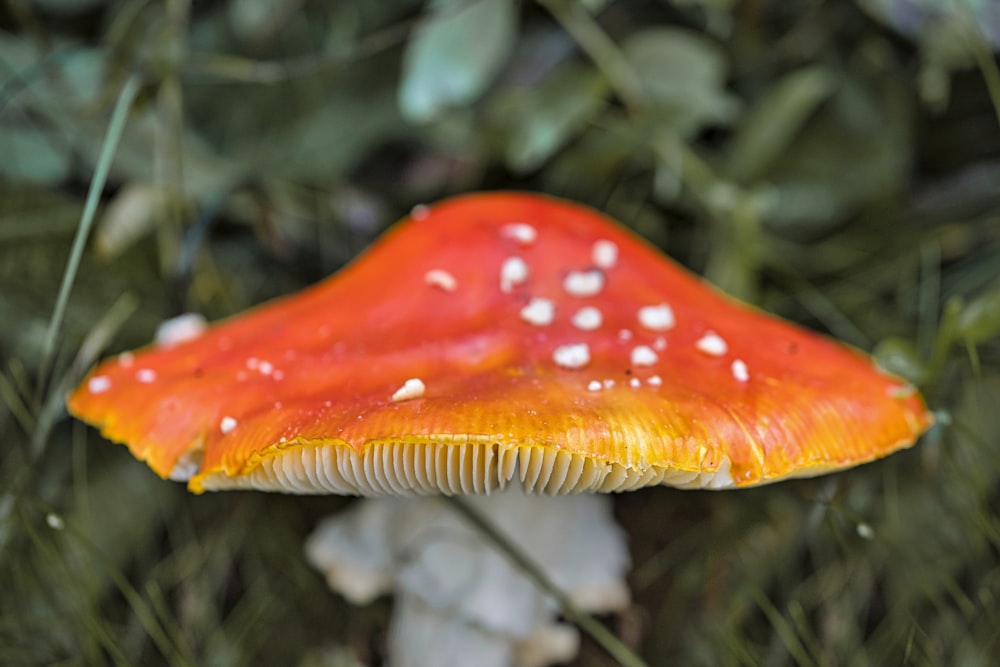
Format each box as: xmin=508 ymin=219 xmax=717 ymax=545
xmin=67 ymin=192 xmax=932 ymax=666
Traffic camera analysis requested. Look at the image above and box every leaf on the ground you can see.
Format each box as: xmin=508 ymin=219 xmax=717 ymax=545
xmin=0 ymin=125 xmax=71 ymax=186
xmin=95 ymin=184 xmax=172 ymax=259
xmin=755 ymin=72 xmax=912 ymax=232
xmin=957 ymin=284 xmax=1000 ymax=344
xmin=399 ymin=0 xmax=518 ymax=122
xmin=490 ymin=66 xmax=609 ymax=173
xmin=727 ymin=66 xmax=837 ymax=183
xmin=227 ymin=0 xmax=304 ymax=43
xmin=622 ymin=28 xmax=740 ymax=135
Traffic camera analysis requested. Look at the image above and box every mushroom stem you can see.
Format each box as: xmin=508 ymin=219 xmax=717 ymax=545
xmin=445 ymin=496 xmax=649 ymax=667
xmin=305 ymin=483 xmax=635 ymax=667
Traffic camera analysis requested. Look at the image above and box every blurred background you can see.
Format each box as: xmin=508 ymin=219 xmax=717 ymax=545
xmin=1 ymin=0 xmax=999 ymax=665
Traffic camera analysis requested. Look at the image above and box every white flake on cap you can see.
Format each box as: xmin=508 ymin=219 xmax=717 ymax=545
xmin=630 ymin=345 xmax=658 ymax=367
xmin=638 ymin=304 xmax=675 ymax=331
xmin=501 ymin=223 xmax=537 ymax=245
xmin=136 ymin=368 xmax=157 ymax=383
xmin=117 ymin=351 xmax=134 ymax=367
xmin=617 ymin=329 xmax=633 ymax=341
xmin=731 ymin=359 xmax=749 ymax=382
xmin=220 ymin=416 xmax=238 ymax=434
xmin=653 ymin=336 xmax=667 ymax=351
xmin=500 ymin=257 xmax=529 ymax=293
xmin=563 ymin=269 xmax=605 ymax=297
xmin=424 ymin=269 xmax=458 ymax=292
xmin=592 ymin=240 xmax=618 ymax=269
xmin=647 ymin=375 xmax=662 ymax=387
xmin=391 ymin=378 xmax=426 ymax=402
xmin=553 ymin=343 xmax=591 ymax=369
xmin=588 ymin=380 xmax=602 ymax=392
xmin=155 ymin=313 xmax=208 ymax=348
xmin=571 ymin=306 xmax=603 ymax=331
xmin=258 ymin=360 xmax=274 ymax=376
xmin=696 ymin=332 xmax=728 ymax=357
xmin=602 ymin=379 xmax=615 ymax=389
xmin=88 ymin=376 xmax=111 ymax=394
xmin=629 ymin=377 xmax=641 ymax=388
xmin=520 ymin=297 xmax=556 ymax=326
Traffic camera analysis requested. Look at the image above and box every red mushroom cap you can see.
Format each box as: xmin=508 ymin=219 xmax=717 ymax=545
xmin=67 ymin=192 xmax=932 ymax=494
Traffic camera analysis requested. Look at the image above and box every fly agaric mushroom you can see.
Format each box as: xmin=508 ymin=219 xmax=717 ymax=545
xmin=68 ymin=192 xmax=932 ymax=666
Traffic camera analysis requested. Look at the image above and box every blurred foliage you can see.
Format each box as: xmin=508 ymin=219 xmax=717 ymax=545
xmin=1 ymin=0 xmax=999 ymax=665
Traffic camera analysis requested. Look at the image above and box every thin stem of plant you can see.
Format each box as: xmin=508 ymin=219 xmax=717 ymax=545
xmin=38 ymin=74 xmax=141 ymax=391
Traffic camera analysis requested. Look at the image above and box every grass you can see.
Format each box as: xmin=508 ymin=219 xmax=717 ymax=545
xmin=2 ymin=1 xmax=999 ymax=665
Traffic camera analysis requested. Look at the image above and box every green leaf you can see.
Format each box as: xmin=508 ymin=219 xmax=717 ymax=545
xmin=727 ymin=66 xmax=837 ymax=183
xmin=957 ymin=285 xmax=1000 ymax=344
xmin=622 ymin=28 xmax=740 ymax=135
xmin=490 ymin=66 xmax=609 ymax=173
xmin=756 ymin=72 xmax=913 ymax=232
xmin=399 ymin=0 xmax=518 ymax=123
xmin=0 ymin=125 xmax=71 ymax=186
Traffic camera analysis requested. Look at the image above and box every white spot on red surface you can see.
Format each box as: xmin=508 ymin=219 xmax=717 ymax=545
xmin=602 ymin=378 xmax=615 ymax=389
xmin=629 ymin=377 xmax=641 ymax=388
xmin=631 ymin=345 xmax=658 ymax=367
xmin=563 ymin=269 xmax=605 ymax=297
xmin=500 ymin=257 xmax=529 ymax=293
xmin=258 ymin=361 xmax=274 ymax=376
xmin=571 ymin=306 xmax=603 ymax=331
xmin=588 ymin=380 xmax=602 ymax=392
xmin=155 ymin=313 xmax=207 ymax=348
xmin=410 ymin=204 xmax=430 ymax=220
xmin=553 ymin=343 xmax=591 ymax=369
xmin=220 ymin=416 xmax=238 ymax=434
xmin=638 ymin=304 xmax=675 ymax=331
xmin=520 ymin=297 xmax=555 ymax=326
xmin=501 ymin=223 xmax=537 ymax=245
xmin=653 ymin=336 xmax=667 ymax=351
xmin=136 ymin=368 xmax=157 ymax=383
xmin=592 ymin=240 xmax=618 ymax=269
xmin=117 ymin=351 xmax=134 ymax=367
xmin=647 ymin=375 xmax=662 ymax=387
xmin=391 ymin=378 xmax=426 ymax=402
xmin=424 ymin=269 xmax=458 ymax=291
xmin=618 ymin=329 xmax=633 ymax=341
xmin=731 ymin=359 xmax=749 ymax=382
xmin=88 ymin=376 xmax=111 ymax=394
xmin=696 ymin=332 xmax=728 ymax=357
